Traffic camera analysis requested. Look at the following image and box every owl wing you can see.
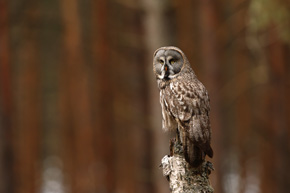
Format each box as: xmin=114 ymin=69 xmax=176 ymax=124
xmin=169 ymin=80 xmax=213 ymax=166
xmin=169 ymin=79 xmax=210 ymax=118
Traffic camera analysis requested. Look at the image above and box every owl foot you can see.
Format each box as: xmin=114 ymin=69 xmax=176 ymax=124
xmin=204 ymin=161 xmax=214 ymax=175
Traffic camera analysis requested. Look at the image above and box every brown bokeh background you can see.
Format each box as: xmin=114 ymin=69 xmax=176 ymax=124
xmin=0 ymin=0 xmax=290 ymax=193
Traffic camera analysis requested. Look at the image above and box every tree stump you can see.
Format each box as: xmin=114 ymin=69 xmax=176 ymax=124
xmin=160 ymin=139 xmax=214 ymax=193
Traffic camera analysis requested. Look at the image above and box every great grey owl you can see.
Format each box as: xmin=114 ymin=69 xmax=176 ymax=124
xmin=153 ymin=46 xmax=213 ymax=167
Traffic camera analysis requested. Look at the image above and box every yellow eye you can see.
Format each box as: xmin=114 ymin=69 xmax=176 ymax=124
xmin=170 ymin=59 xmax=176 ymax=64
xmin=159 ymin=59 xmax=164 ymax=64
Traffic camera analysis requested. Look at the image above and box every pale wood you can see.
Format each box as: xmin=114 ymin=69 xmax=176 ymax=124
xmin=161 ymin=140 xmax=214 ymax=193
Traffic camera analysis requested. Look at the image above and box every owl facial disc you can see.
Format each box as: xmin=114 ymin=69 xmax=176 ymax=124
xmin=153 ymin=48 xmax=184 ymax=80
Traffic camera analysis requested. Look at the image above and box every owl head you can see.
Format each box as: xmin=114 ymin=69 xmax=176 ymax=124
xmin=153 ymin=46 xmax=192 ymax=80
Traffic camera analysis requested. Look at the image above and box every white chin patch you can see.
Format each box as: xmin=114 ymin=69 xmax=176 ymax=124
xmin=157 ymin=70 xmax=177 ymax=80
xmin=157 ymin=71 xmax=166 ymax=79
xmin=168 ymin=74 xmax=177 ymax=79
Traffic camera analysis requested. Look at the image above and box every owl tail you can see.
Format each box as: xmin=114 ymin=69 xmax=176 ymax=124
xmin=206 ymin=144 xmax=213 ymax=158
xmin=183 ymin=137 xmax=204 ymax=167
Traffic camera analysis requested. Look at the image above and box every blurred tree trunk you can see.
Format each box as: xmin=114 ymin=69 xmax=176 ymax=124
xmin=246 ymin=1 xmax=290 ymax=192
xmin=40 ymin=0 xmax=62 ymax=168
xmin=0 ymin=0 xmax=14 ymax=192
xmin=109 ymin=2 xmax=154 ymax=192
xmin=38 ymin=1 xmax=64 ymax=192
xmin=267 ymin=30 xmax=289 ymax=193
xmin=92 ymin=0 xmax=116 ymax=192
xmin=12 ymin=2 xmax=42 ymax=193
xmin=141 ymin=0 xmax=175 ymax=192
xmin=60 ymin=0 xmax=97 ymax=192
xmin=39 ymin=0 xmax=62 ymax=158
xmin=199 ymin=1 xmax=223 ymax=193
xmin=260 ymin=27 xmax=289 ymax=193
xmin=174 ymin=0 xmax=198 ymax=64
xmin=228 ymin=1 xmax=253 ymax=193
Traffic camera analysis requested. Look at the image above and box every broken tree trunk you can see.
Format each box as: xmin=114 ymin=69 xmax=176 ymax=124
xmin=160 ymin=139 xmax=214 ymax=193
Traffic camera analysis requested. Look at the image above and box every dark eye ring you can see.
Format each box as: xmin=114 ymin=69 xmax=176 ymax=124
xmin=159 ymin=59 xmax=164 ymax=64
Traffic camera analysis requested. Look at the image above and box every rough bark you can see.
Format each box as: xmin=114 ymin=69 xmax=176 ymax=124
xmin=161 ymin=140 xmax=214 ymax=193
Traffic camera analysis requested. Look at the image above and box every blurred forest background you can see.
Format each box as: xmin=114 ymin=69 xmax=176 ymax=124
xmin=0 ymin=0 xmax=290 ymax=193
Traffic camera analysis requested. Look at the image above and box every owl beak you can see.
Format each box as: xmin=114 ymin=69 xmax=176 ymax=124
xmin=161 ymin=64 xmax=169 ymax=79
xmin=163 ymin=64 xmax=169 ymax=72
xmin=164 ymin=65 xmax=168 ymax=72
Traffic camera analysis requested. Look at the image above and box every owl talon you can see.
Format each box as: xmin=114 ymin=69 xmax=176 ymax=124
xmin=204 ymin=161 xmax=214 ymax=175
xmin=206 ymin=161 xmax=214 ymax=170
